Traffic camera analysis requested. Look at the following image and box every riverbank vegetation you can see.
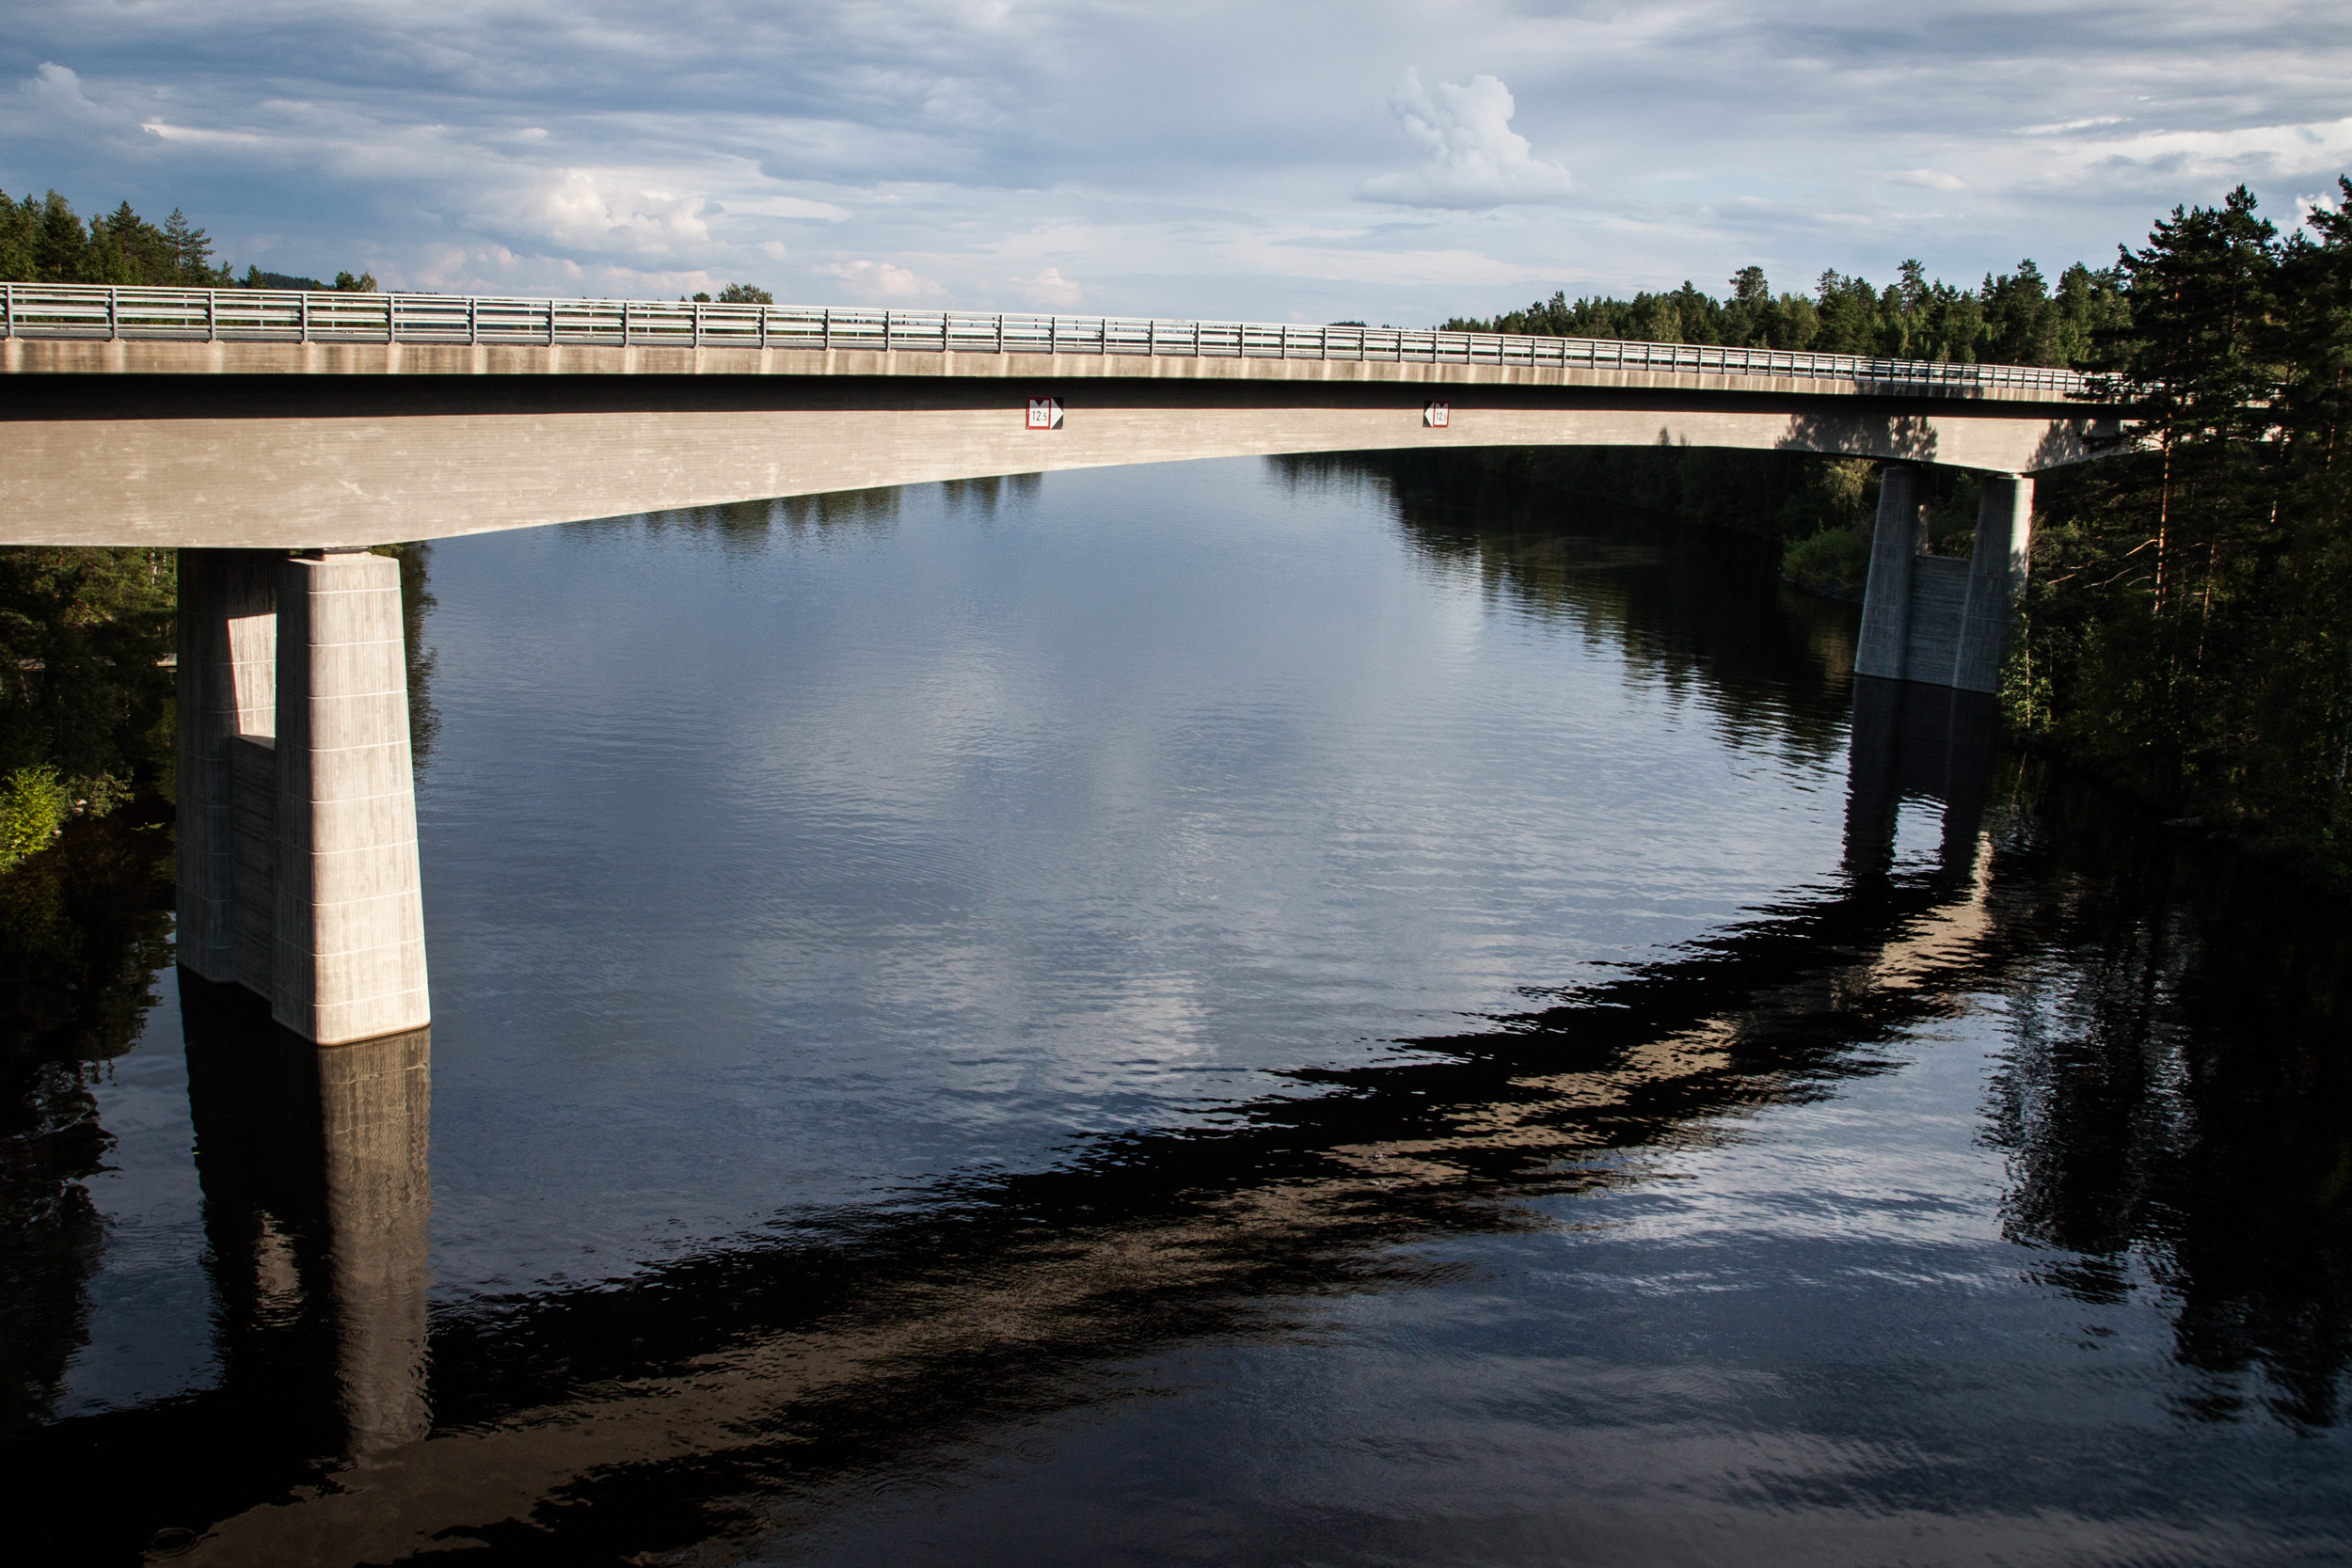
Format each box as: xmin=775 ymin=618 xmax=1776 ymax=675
xmin=1439 ymin=178 xmax=2352 ymax=879
xmin=0 ymin=189 xmax=374 ymax=291
xmin=2020 ymin=182 xmax=2352 ymax=873
xmin=0 ymin=548 xmax=177 ymax=871
xmin=1447 ymin=255 xmax=2131 ymax=368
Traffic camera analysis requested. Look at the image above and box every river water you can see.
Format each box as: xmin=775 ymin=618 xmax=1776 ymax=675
xmin=6 ymin=454 xmax=2350 ymax=1564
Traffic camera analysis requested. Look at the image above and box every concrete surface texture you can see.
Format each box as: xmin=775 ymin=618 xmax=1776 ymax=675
xmin=175 ymin=548 xmax=279 ymax=981
xmin=1854 ymin=466 xmax=1929 ymax=683
xmin=3 ymin=336 xmax=2117 ymax=548
xmin=270 ymin=551 xmax=431 ymax=1045
xmin=1852 ymin=467 xmax=2033 ymax=693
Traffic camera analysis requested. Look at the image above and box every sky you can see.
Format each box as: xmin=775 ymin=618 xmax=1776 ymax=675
xmin=3 ymin=0 xmax=2349 ymax=325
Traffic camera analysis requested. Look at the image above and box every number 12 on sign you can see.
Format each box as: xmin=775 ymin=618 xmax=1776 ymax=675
xmin=1423 ymin=402 xmax=1450 ymax=429
xmin=1027 ymin=397 xmax=1064 ymax=430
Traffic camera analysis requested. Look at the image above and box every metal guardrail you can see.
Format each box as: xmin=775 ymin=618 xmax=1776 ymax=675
xmin=0 ymin=282 xmax=2091 ymax=399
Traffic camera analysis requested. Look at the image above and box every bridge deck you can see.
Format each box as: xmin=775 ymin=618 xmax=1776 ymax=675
xmin=2 ymin=283 xmax=2090 ymax=405
xmin=0 ymin=284 xmax=2125 ymax=548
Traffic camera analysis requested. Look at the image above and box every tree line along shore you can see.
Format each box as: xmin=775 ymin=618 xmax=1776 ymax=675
xmin=1 ymin=182 xmax=2349 ymax=882
xmin=1432 ymin=180 xmax=2352 ymax=882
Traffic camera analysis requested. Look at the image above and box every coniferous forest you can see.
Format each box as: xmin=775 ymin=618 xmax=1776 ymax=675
xmin=3 ymin=182 xmax=2351 ymax=877
xmin=1439 ymin=180 xmax=2352 ymax=879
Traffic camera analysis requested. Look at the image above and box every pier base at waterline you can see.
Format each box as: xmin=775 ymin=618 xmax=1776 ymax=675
xmin=177 ymin=546 xmax=430 ymax=1044
xmin=1853 ymin=467 xmax=2034 ymax=694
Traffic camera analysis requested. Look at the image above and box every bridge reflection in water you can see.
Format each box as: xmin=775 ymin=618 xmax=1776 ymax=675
xmin=30 ymin=657 xmax=2302 ymax=1567
xmin=8 ymin=466 xmax=2347 ymax=1561
xmin=179 ymin=985 xmax=430 ymax=1465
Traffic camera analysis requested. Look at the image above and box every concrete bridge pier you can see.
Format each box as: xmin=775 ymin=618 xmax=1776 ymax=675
xmin=178 ymin=546 xmax=430 ymax=1044
xmin=1852 ymin=466 xmax=2034 ymax=693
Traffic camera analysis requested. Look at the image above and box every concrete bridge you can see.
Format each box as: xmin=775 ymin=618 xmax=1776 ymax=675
xmin=0 ymin=282 xmax=2133 ymax=1046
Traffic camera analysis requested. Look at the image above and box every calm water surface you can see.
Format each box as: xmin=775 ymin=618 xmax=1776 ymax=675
xmin=6 ymin=454 xmax=2350 ymax=1564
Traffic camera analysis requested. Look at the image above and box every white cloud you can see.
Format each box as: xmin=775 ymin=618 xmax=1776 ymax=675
xmin=2047 ymin=115 xmax=2352 ymax=187
xmin=817 ymin=259 xmax=945 ymax=299
xmin=528 ymin=169 xmax=710 ymax=256
xmin=730 ymin=195 xmax=854 ymax=223
xmin=2022 ymin=116 xmax=2127 ymax=135
xmin=1359 ymin=70 xmax=1573 ymax=210
xmin=7 ymin=2 xmax=2352 ymax=323
xmin=2294 ymin=184 xmax=2348 ymax=232
xmin=1009 ymin=266 xmax=1083 ymax=307
xmin=17 ymin=61 xmax=108 ymax=126
xmin=1875 ymin=168 xmax=1968 ymax=191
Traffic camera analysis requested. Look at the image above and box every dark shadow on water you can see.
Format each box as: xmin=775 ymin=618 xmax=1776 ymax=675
xmin=12 ymin=744 xmax=2352 ymax=1562
xmin=6 ymin=483 xmax=2352 ymax=1562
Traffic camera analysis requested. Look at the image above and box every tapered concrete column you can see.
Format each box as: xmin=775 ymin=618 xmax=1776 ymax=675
xmin=176 ymin=549 xmax=278 ymax=982
xmin=272 ymin=551 xmax=430 ymax=1044
xmin=1852 ymin=465 xmax=1926 ymax=681
xmin=1947 ymin=474 xmax=2034 ymax=694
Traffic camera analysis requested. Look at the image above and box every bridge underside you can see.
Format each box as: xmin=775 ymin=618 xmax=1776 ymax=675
xmin=22 ymin=344 xmax=2078 ymax=1047
xmin=4 ymin=371 xmax=2108 ymax=549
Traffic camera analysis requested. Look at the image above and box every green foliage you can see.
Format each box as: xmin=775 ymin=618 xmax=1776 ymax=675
xmin=2012 ymin=181 xmax=2352 ymax=876
xmin=1783 ymin=520 xmax=1874 ymax=601
xmin=0 ymin=546 xmax=178 ymax=832
xmin=0 ymin=192 xmax=231 ymax=285
xmin=243 ymin=267 xmax=325 ymax=290
xmin=1449 ymin=257 xmax=2128 ymax=368
xmin=0 ymin=189 xmax=375 ymax=292
xmin=717 ymin=281 xmax=774 ymax=304
xmin=1443 ymin=182 xmax=2352 ymax=878
xmin=0 ymin=767 xmax=68 ymax=870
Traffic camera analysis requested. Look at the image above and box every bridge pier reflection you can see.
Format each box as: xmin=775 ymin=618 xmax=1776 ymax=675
xmin=1843 ymin=673 xmax=1999 ymax=879
xmin=176 ymin=546 xmax=431 ymax=1044
xmin=181 ymin=976 xmax=432 ymax=1461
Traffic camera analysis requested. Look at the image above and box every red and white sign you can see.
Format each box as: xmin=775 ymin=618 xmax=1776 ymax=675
xmin=1423 ymin=402 xmax=1450 ymax=429
xmin=1026 ymin=397 xmax=1064 ymax=430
